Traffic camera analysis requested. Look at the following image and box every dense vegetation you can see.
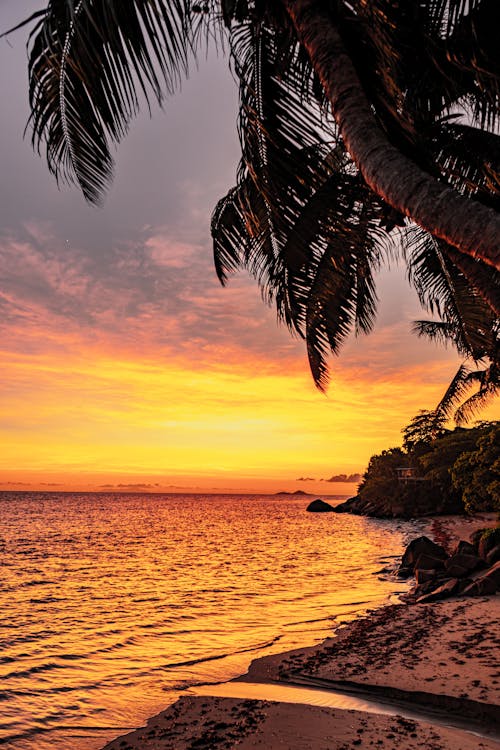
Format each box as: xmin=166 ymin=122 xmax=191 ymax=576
xmin=338 ymin=420 xmax=499 ymax=518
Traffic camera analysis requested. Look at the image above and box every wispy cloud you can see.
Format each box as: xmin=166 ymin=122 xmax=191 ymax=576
xmin=323 ymin=473 xmax=362 ymax=483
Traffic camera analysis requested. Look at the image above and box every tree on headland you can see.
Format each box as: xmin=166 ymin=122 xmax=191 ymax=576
xmin=7 ymin=0 xmax=500 ymax=390
xmin=402 ymin=410 xmax=448 ymax=453
xmin=350 ymin=421 xmax=499 ymax=517
xmin=452 ymin=423 xmax=500 ymax=514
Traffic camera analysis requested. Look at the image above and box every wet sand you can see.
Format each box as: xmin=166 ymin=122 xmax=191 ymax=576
xmin=102 ymin=515 xmax=500 ymax=750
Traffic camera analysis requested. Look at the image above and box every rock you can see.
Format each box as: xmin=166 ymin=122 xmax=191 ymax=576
xmin=416 ymin=578 xmax=460 ymax=603
xmin=470 ymin=528 xmax=488 ymax=549
xmin=486 ymin=544 xmax=500 ymax=566
xmin=396 ymin=566 xmax=413 ymax=579
xmin=414 ymin=552 xmax=446 ymax=571
xmin=485 ymin=560 xmax=500 ymax=586
xmin=461 ymin=577 xmax=498 ymax=596
xmin=415 ymin=568 xmax=437 ymax=584
xmin=331 ymin=496 xmax=358 ymax=514
xmin=444 ymin=563 xmax=470 ymax=578
xmin=413 ymin=579 xmax=441 ymax=598
xmin=445 ymin=553 xmax=483 ymax=577
xmin=400 ymin=537 xmax=448 ymax=572
xmin=451 ymin=540 xmax=476 ymax=557
xmin=306 ymin=498 xmax=334 ymax=513
xmin=456 ymin=577 xmax=474 ymax=594
xmin=461 ymin=560 xmax=500 ymax=596
xmin=478 ymin=529 xmax=500 ymax=560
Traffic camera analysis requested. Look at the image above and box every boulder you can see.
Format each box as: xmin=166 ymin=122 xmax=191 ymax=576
xmin=461 ymin=577 xmax=498 ymax=597
xmin=478 ymin=529 xmax=500 ymax=560
xmin=416 ymin=578 xmax=460 ymax=604
xmin=414 ymin=552 xmax=446 ymax=571
xmin=470 ymin=528 xmax=488 ymax=549
xmin=306 ymin=498 xmax=334 ymax=513
xmin=415 ymin=568 xmax=438 ymax=584
xmin=485 ymin=560 xmax=500 ymax=586
xmin=445 ymin=553 xmax=483 ymax=577
xmin=413 ymin=579 xmax=442 ymax=599
xmin=400 ymin=536 xmax=448 ymax=573
xmin=444 ymin=563 xmax=469 ymax=579
xmin=331 ymin=497 xmax=358 ymax=514
xmin=461 ymin=561 xmax=500 ymax=596
xmin=397 ymin=566 xmax=414 ymax=579
xmin=486 ymin=545 xmax=500 ymax=567
xmin=451 ymin=540 xmax=476 ymax=557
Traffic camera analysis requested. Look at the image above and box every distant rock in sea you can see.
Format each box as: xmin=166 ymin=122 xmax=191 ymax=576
xmin=306 ymin=498 xmax=334 ymax=512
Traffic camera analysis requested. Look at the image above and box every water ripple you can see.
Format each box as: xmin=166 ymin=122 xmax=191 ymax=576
xmin=0 ymin=491 xmax=412 ymax=750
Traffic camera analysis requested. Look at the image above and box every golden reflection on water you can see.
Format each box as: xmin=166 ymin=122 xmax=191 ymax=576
xmin=0 ymin=492 xmax=413 ymax=749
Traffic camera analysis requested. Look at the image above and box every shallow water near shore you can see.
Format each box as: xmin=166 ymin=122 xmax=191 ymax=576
xmin=0 ymin=491 xmax=419 ymax=749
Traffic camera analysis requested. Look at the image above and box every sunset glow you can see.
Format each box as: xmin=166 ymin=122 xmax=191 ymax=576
xmin=0 ymin=6 xmax=498 ymax=495
xmin=2 ymin=251 xmax=497 ymax=494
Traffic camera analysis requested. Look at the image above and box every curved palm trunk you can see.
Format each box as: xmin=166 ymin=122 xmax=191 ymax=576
xmin=283 ymin=0 xmax=500 ymax=270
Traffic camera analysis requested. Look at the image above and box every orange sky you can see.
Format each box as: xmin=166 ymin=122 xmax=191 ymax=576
xmin=0 ymin=15 xmax=497 ymax=495
xmin=1 ymin=234 xmax=497 ymax=494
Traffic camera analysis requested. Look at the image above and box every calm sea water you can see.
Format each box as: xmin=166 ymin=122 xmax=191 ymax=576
xmin=0 ymin=492 xmax=419 ymax=749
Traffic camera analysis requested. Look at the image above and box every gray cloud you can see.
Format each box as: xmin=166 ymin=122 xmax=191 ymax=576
xmin=323 ymin=473 xmax=362 ymax=483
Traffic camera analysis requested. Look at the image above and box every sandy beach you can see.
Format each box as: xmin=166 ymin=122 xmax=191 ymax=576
xmin=102 ymin=514 xmax=500 ymax=750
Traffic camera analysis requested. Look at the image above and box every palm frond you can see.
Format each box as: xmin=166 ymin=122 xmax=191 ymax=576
xmin=211 ymin=19 xmax=388 ymax=388
xmin=1 ymin=9 xmax=47 ymax=37
xmin=454 ymin=378 xmax=500 ymax=424
xmin=27 ymin=0 xmax=206 ymax=203
xmin=434 ymin=362 xmax=476 ymax=418
xmin=211 ymin=184 xmax=248 ymax=285
xmin=445 ymin=247 xmax=500 ymax=317
xmin=405 ymin=226 xmax=496 ymax=359
xmin=344 ymin=0 xmax=500 ymax=183
xmin=432 ymin=122 xmax=500 ymax=208
xmin=412 ymin=319 xmax=457 ymax=347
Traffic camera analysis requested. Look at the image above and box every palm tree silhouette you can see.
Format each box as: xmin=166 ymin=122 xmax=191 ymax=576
xmin=9 ymin=0 xmax=500 ymax=393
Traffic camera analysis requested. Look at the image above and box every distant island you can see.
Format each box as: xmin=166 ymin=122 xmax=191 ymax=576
xmin=275 ymin=490 xmax=311 ymax=496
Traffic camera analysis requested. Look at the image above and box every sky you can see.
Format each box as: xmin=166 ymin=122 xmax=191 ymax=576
xmin=0 ymin=2 xmax=497 ymax=495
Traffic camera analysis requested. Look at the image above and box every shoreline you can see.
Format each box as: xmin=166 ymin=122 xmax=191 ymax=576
xmin=101 ymin=512 xmax=499 ymax=749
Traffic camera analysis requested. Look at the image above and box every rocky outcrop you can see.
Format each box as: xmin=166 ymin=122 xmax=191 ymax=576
xmin=306 ymin=498 xmax=335 ymax=512
xmin=401 ymin=529 xmax=500 ymax=603
xmin=332 ymin=485 xmax=463 ymax=519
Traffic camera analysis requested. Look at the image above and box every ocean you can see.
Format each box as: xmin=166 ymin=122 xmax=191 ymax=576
xmin=0 ymin=491 xmax=420 ymax=749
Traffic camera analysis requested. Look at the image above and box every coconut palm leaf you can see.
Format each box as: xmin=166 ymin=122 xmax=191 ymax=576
xmin=445 ymin=248 xmax=500 ymax=317
xmin=213 ymin=19 xmax=386 ymax=387
xmin=351 ymin=0 xmax=500 ymax=141
xmin=405 ymin=227 xmax=497 ymax=359
xmin=303 ymin=209 xmax=381 ymax=389
xmin=432 ymin=353 xmax=499 ymax=424
xmin=454 ymin=375 xmax=500 ymax=424
xmin=435 ymin=363 xmax=479 ymax=419
xmin=431 ymin=122 xmax=500 ymax=208
xmin=27 ymin=0 xmax=201 ymax=203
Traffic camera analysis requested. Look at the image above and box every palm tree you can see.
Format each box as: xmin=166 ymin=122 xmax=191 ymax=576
xmin=406 ymin=225 xmax=499 ymax=422
xmin=8 ymin=0 xmax=500 ymax=389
